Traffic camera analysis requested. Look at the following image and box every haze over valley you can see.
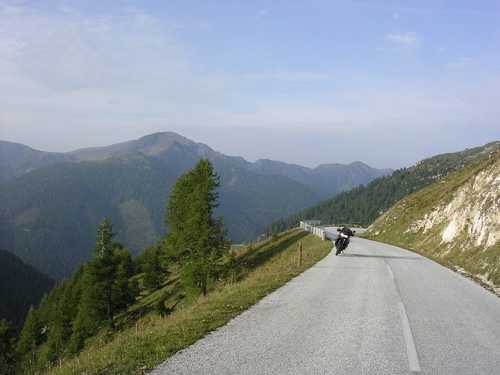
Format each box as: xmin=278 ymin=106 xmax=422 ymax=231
xmin=0 ymin=132 xmax=390 ymax=278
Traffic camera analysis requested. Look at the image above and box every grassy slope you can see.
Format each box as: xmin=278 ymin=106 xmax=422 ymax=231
xmin=365 ymin=153 xmax=500 ymax=287
xmin=47 ymin=229 xmax=331 ymax=374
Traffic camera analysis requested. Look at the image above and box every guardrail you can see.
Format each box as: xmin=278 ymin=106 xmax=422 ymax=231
xmin=299 ymin=221 xmax=326 ymax=241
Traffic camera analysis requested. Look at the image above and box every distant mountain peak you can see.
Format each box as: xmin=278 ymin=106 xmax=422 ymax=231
xmin=314 ymin=161 xmax=373 ymax=171
xmin=348 ymin=161 xmax=369 ymax=167
xmin=138 ymin=131 xmax=193 ymax=145
xmin=71 ymin=131 xmax=211 ymax=161
xmin=135 ymin=132 xmax=196 ymax=156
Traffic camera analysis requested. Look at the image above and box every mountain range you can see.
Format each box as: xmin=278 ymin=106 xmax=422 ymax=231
xmin=0 ymin=132 xmax=390 ymax=279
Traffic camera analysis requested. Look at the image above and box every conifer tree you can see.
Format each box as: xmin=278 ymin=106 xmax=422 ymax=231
xmin=40 ymin=282 xmax=76 ymax=364
xmin=165 ymin=159 xmax=228 ymax=295
xmin=143 ymin=247 xmax=163 ymax=291
xmin=42 ymin=309 xmax=64 ymax=364
xmin=70 ymin=219 xmax=116 ymax=351
xmin=70 ymin=268 xmax=105 ymax=352
xmin=0 ymin=319 xmax=16 ymax=375
xmin=64 ymin=266 xmax=85 ymax=325
xmin=164 ymin=171 xmax=196 ymax=261
xmin=69 ymin=219 xmax=135 ymax=352
xmin=112 ymin=248 xmax=135 ymax=309
xmin=16 ymin=306 xmax=41 ymax=363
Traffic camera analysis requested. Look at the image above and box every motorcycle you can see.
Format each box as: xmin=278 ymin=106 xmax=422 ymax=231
xmin=335 ymin=228 xmax=355 ymax=255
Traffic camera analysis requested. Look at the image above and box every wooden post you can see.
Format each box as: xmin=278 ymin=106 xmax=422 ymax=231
xmin=298 ymin=241 xmax=303 ymax=267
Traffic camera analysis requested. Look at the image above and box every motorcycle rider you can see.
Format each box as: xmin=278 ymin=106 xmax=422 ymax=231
xmin=335 ymin=226 xmax=355 ymax=251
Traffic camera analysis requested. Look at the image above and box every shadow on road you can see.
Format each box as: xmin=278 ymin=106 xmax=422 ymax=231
xmin=341 ymin=253 xmax=422 ymax=261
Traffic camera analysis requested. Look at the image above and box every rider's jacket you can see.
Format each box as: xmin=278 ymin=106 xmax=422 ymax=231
xmin=340 ymin=227 xmax=354 ymax=237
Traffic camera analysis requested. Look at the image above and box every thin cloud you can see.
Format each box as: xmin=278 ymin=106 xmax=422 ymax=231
xmin=386 ymin=32 xmax=420 ymax=47
xmin=0 ymin=3 xmax=230 ymax=149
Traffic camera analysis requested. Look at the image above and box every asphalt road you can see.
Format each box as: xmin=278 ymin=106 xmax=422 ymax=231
xmin=151 ymin=228 xmax=500 ymax=375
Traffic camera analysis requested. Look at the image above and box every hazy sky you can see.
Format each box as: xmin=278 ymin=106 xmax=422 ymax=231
xmin=1 ymin=0 xmax=499 ymax=168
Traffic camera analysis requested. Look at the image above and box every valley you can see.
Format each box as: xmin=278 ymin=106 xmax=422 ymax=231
xmin=0 ymin=132 xmax=389 ymax=279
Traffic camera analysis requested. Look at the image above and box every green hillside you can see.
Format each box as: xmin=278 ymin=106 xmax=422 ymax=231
xmin=9 ymin=159 xmax=332 ymax=375
xmin=366 ymin=151 xmax=500 ymax=289
xmin=267 ymin=141 xmax=500 ymax=233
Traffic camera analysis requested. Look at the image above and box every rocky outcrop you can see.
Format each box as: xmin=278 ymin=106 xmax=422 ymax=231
xmin=405 ymin=159 xmax=499 ymax=249
xmin=367 ymin=151 xmax=500 ymax=289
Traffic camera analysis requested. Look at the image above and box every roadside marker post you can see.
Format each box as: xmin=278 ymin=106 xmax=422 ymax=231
xmin=298 ymin=242 xmax=303 ymax=267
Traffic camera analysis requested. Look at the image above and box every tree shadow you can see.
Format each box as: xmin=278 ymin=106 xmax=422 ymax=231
xmin=238 ymin=230 xmax=309 ymax=272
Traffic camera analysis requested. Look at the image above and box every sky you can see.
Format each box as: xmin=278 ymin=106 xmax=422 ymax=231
xmin=1 ymin=0 xmax=499 ymax=168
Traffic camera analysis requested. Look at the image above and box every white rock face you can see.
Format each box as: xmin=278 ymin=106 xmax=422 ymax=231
xmin=407 ymin=158 xmax=500 ymax=250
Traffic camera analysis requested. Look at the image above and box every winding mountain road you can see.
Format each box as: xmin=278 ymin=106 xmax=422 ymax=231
xmin=151 ymin=228 xmax=500 ymax=374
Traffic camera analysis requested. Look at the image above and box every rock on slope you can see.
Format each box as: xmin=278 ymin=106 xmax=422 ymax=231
xmin=366 ymin=150 xmax=500 ymax=289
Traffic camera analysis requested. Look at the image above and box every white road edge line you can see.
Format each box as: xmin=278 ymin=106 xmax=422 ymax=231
xmin=386 ymin=263 xmax=395 ymax=280
xmin=398 ymin=302 xmax=421 ymax=373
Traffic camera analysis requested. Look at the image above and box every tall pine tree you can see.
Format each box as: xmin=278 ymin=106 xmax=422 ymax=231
xmin=16 ymin=305 xmax=41 ymax=367
xmin=38 ymin=284 xmax=65 ymax=364
xmin=111 ymin=248 xmax=135 ymax=310
xmin=143 ymin=246 xmax=164 ymax=291
xmin=70 ymin=219 xmax=134 ymax=352
xmin=165 ymin=159 xmax=228 ymax=295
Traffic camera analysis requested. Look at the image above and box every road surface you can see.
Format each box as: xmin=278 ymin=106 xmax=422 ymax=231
xmin=151 ymin=228 xmax=500 ymax=374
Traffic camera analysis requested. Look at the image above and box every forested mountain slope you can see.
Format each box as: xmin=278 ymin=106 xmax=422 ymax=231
xmin=366 ymin=151 xmax=500 ymax=289
xmin=0 ymin=249 xmax=54 ymax=327
xmin=0 ymin=132 xmax=388 ymax=279
xmin=267 ymin=141 xmax=500 ymax=233
xmin=0 ymin=152 xmax=317 ymax=279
